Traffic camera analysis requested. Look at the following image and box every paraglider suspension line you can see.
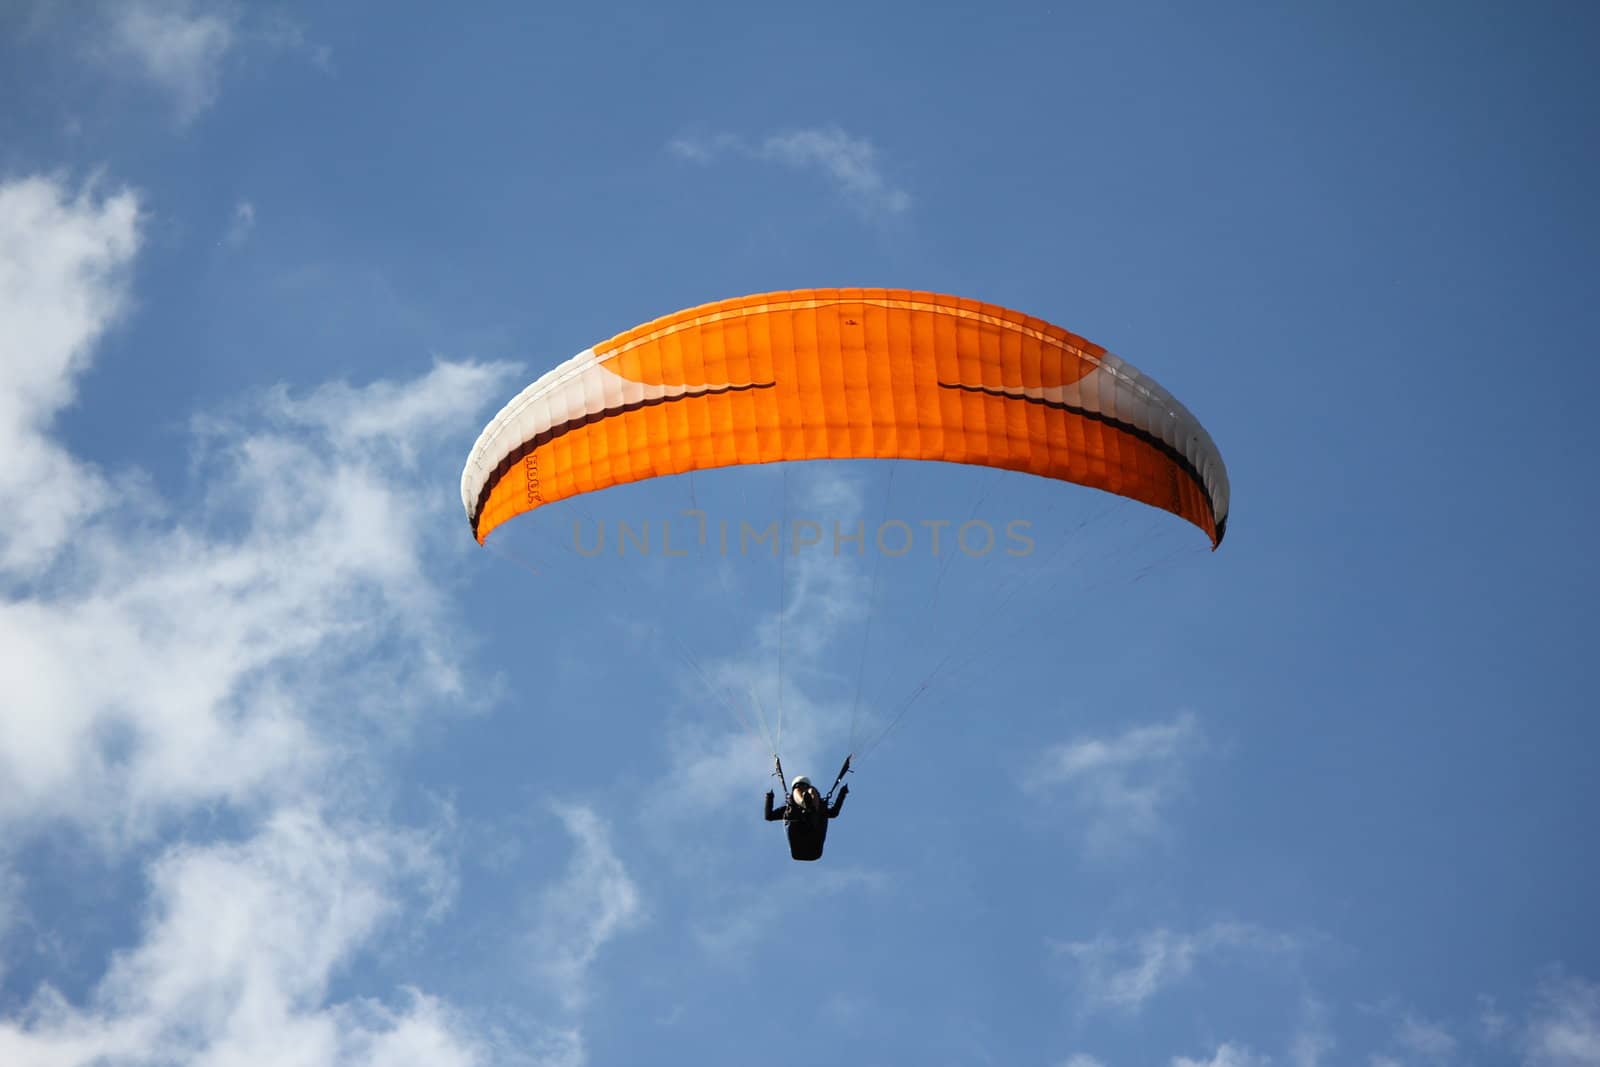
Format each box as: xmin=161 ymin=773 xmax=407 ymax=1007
xmin=823 ymin=753 xmax=853 ymax=806
xmin=776 ymin=465 xmax=790 ymax=754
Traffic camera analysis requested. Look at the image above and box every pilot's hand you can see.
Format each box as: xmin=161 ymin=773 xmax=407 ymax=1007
xmin=838 ymin=784 xmax=849 ymax=798
xmin=765 ymin=790 xmax=775 ymax=803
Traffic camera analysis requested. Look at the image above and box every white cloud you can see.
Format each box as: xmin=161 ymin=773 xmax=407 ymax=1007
xmin=224 ymin=199 xmax=255 ymax=245
xmin=0 ymin=864 xmax=18 ymax=987
xmin=690 ymin=865 xmax=886 ymax=963
xmin=1173 ymin=1044 xmax=1267 ymax=1067
xmin=1048 ymin=972 xmax=1600 ymax=1067
xmin=669 ymin=125 xmax=911 ymax=219
xmin=1360 ymin=1000 xmax=1461 ymax=1067
xmin=690 ymin=898 xmax=770 ymax=963
xmin=667 ymin=132 xmax=739 ymax=164
xmin=87 ymin=2 xmax=329 ymax=124
xmin=530 ymin=805 xmax=644 ymax=1013
xmin=0 ymin=355 xmax=514 ymax=838
xmin=662 ymin=720 xmax=775 ymax=810
xmin=1480 ymin=994 xmax=1511 ymax=1041
xmin=253 ymin=9 xmax=333 ymax=71
xmin=1025 ymin=710 xmax=1204 ymax=855
xmin=0 ymin=171 xmax=519 ymax=844
xmin=651 ymin=467 xmax=875 ymax=810
xmin=0 ymin=808 xmax=489 ymax=1067
xmin=0 ymin=167 xmax=602 ymax=1067
xmin=0 ymin=175 xmax=139 ymax=575
xmin=1523 ymin=974 xmax=1600 ymax=1067
xmin=264 ymin=358 xmax=512 ymax=465
xmin=1292 ymin=995 xmax=1335 ymax=1067
xmin=1054 ymin=922 xmax=1299 ymax=1016
xmin=1395 ymin=1013 xmax=1456 ymax=1061
xmin=758 ymin=127 xmax=912 ymax=216
xmin=101 ymin=0 xmax=237 ymax=124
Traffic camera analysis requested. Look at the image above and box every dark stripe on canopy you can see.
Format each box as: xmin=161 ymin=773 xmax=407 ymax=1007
xmin=470 ymin=381 xmax=776 ymax=539
xmin=936 ymin=381 xmax=1225 ymax=545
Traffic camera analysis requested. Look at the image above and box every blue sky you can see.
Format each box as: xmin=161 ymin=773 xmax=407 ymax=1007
xmin=2 ymin=2 xmax=1597 ymax=1065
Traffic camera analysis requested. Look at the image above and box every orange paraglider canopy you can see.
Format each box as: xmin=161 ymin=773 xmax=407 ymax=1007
xmin=461 ymin=288 xmax=1229 ymax=547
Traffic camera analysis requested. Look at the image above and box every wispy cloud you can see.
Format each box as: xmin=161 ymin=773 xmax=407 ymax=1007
xmin=1479 ymin=993 xmax=1511 ymax=1041
xmin=89 ymin=2 xmax=330 ymax=124
xmin=100 ymin=0 xmax=238 ymax=124
xmin=1053 ymin=922 xmax=1299 ymax=1016
xmin=0 ymin=175 xmax=139 ymax=575
xmin=0 ymin=865 xmax=18 ymax=988
xmin=223 ymin=198 xmax=255 ymax=246
xmin=254 ymin=8 xmax=334 ymax=71
xmin=1523 ymin=973 xmax=1600 ymax=1067
xmin=530 ymin=804 xmax=644 ymax=1013
xmin=1396 ymin=1013 xmax=1457 ymax=1061
xmin=1291 ymin=995 xmax=1335 ymax=1067
xmin=1024 ymin=710 xmax=1205 ymax=855
xmin=1359 ymin=998 xmax=1462 ymax=1066
xmin=1060 ymin=1055 xmax=1106 ymax=1067
xmin=690 ymin=864 xmax=887 ymax=963
xmin=759 ymin=128 xmax=912 ymax=216
xmin=653 ymin=467 xmax=876 ymax=810
xmin=1172 ymin=1044 xmax=1267 ymax=1067
xmin=1054 ymin=971 xmax=1600 ymax=1067
xmin=669 ymin=124 xmax=911 ymax=220
xmin=666 ymin=132 xmax=739 ymax=164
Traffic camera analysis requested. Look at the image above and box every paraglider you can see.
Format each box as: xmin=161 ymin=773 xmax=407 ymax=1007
xmin=765 ymin=774 xmax=848 ymax=862
xmin=461 ymin=288 xmax=1230 ymax=860
xmin=764 ymin=755 xmax=852 ymax=862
